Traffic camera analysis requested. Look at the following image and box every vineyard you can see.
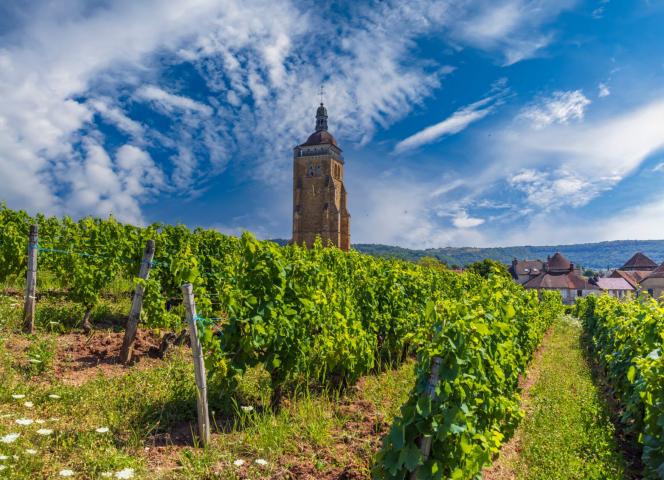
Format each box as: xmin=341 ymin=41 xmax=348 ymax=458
xmin=1 ymin=203 xmax=659 ymax=479
xmin=577 ymin=295 xmax=664 ymax=479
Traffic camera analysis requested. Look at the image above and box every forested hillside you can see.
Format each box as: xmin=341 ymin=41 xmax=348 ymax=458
xmin=352 ymin=240 xmax=664 ymax=269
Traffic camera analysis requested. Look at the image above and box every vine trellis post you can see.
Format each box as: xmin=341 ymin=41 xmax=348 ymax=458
xmin=181 ymin=283 xmax=211 ymax=446
xmin=23 ymin=224 xmax=38 ymax=334
xmin=120 ymin=239 xmax=155 ymax=364
xmin=410 ymin=356 xmax=442 ymax=480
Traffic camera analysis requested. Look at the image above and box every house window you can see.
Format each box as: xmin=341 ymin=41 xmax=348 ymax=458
xmin=577 ymin=289 xmax=583 ymax=297
xmin=648 ymin=289 xmax=654 ymax=296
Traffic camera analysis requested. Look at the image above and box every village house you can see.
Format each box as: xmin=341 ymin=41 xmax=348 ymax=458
xmin=609 ymin=252 xmax=657 ymax=289
xmin=590 ymin=277 xmax=634 ymax=300
xmin=509 ymin=259 xmax=544 ymax=285
xmin=639 ymin=262 xmax=664 ymax=300
xmin=522 ymin=252 xmax=599 ymax=305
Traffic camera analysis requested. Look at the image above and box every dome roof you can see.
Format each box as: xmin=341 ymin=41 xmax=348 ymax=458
xmin=301 ymin=130 xmax=337 ymax=147
xmin=547 ymin=252 xmax=572 ymax=272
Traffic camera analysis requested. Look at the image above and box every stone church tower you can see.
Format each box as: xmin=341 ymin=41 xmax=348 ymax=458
xmin=292 ymin=102 xmax=350 ymax=250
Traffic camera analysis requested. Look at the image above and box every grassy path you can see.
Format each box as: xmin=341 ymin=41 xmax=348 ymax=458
xmin=484 ymin=316 xmax=628 ymax=480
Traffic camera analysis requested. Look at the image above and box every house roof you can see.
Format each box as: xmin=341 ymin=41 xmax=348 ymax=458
xmin=644 ymin=261 xmax=664 ymax=279
xmin=610 ymin=270 xmax=639 ymax=288
xmin=595 ymin=277 xmax=634 ymax=291
xmin=523 ymin=270 xmax=598 ymax=290
xmin=547 ymin=252 xmax=572 ymax=273
xmin=621 ymin=252 xmax=658 ymax=271
xmin=509 ymin=260 xmax=544 ymax=276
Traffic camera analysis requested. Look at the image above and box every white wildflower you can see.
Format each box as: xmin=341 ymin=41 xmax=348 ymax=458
xmin=36 ymin=419 xmax=45 ymax=424
xmin=25 ymin=449 xmax=37 ymax=455
xmin=101 ymin=473 xmax=113 ymax=478
xmin=0 ymin=465 xmax=6 ymax=471
xmin=36 ymin=429 xmax=53 ymax=436
xmin=233 ymin=459 xmax=245 ymax=467
xmin=95 ymin=427 xmax=110 ymax=434
xmin=114 ymin=468 xmax=135 ymax=479
xmin=0 ymin=433 xmax=19 ymax=443
xmin=255 ymin=458 xmax=268 ymax=466
xmin=16 ymin=418 xmax=34 ymax=426
xmin=59 ymin=469 xmax=75 ymax=477
xmin=24 ymin=401 xmax=34 ymax=408
xmin=11 ymin=394 xmax=25 ymax=399
xmin=0 ymin=454 xmax=8 ymax=460
xmin=240 ymin=405 xmax=254 ymax=413
xmin=48 ymin=394 xmax=61 ymax=400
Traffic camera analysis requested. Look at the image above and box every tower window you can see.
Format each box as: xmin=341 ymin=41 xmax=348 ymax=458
xmin=307 ymin=164 xmax=314 ymax=177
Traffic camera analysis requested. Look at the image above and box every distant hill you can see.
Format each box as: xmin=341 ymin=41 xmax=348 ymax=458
xmin=270 ymin=239 xmax=664 ymax=270
xmin=353 ymin=240 xmax=664 ymax=270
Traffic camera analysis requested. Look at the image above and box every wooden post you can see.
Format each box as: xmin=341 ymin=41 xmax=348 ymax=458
xmin=22 ymin=224 xmax=38 ymax=334
xmin=410 ymin=356 xmax=442 ymax=480
xmin=120 ymin=240 xmax=155 ymax=364
xmin=181 ymin=283 xmax=211 ymax=446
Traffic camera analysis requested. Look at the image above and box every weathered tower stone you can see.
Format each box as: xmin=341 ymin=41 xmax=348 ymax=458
xmin=292 ymin=102 xmax=350 ymax=250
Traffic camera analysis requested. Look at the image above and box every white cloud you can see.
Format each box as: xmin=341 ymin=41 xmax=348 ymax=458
xmin=518 ymin=90 xmax=591 ymax=129
xmin=88 ymin=99 xmax=144 ymax=136
xmin=500 ymin=194 xmax=664 ymax=246
xmin=509 ymin=169 xmax=598 ymax=209
xmin=653 ymin=162 xmax=664 ymax=172
xmin=348 ymin=171 xmax=488 ymax=248
xmin=449 ymin=0 xmax=578 ymax=65
xmin=0 ymin=0 xmax=578 ymax=225
xmin=135 ymin=86 xmax=213 ymax=115
xmin=452 ymin=211 xmax=485 ymax=228
xmin=394 ymin=94 xmax=501 ymax=153
xmin=598 ymin=82 xmax=610 ymax=98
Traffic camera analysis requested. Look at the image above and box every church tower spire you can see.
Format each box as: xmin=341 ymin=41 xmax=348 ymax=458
xmin=315 ymin=102 xmax=328 ymax=132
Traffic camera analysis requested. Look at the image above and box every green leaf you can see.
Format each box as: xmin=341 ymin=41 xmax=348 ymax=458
xmin=398 ymin=443 xmax=422 ymax=472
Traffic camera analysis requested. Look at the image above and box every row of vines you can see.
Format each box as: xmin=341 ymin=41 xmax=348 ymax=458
xmin=1 ymin=204 xmax=564 ymax=478
xmin=577 ymin=295 xmax=664 ymax=479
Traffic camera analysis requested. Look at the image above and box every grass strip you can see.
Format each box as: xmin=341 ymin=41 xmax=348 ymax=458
xmin=486 ymin=316 xmax=627 ymax=480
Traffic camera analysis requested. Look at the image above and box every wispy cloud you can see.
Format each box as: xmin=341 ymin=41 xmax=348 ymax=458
xmin=449 ymin=0 xmax=578 ymax=65
xmin=395 ymin=83 xmax=508 ymax=152
xmin=0 ymin=0 xmax=579 ymax=227
xmin=135 ymin=86 xmax=213 ymax=115
xmin=518 ymin=90 xmax=591 ymax=129
xmin=509 ymin=169 xmax=598 ymax=209
xmin=598 ymin=82 xmax=610 ymax=98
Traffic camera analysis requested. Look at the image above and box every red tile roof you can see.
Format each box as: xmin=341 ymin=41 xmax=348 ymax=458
xmin=645 ymin=261 xmax=664 ymax=279
xmin=621 ymin=252 xmax=658 ymax=270
xmin=523 ymin=270 xmax=598 ymax=290
xmin=610 ymin=270 xmax=640 ymax=288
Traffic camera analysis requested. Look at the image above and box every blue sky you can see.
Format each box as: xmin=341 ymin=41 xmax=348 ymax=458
xmin=1 ymin=0 xmax=664 ymax=248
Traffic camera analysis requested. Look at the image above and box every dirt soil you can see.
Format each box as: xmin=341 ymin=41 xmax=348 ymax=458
xmin=6 ymin=329 xmax=164 ymax=386
xmin=139 ymin=378 xmax=389 ymax=479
